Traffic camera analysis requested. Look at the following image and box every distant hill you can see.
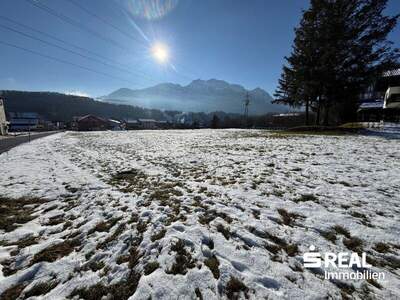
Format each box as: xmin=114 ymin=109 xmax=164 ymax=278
xmin=0 ymin=90 xmax=170 ymax=122
xmin=103 ymin=79 xmax=285 ymax=115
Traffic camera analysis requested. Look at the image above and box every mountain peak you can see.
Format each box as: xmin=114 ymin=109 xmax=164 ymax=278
xmin=105 ymin=79 xmax=283 ymax=115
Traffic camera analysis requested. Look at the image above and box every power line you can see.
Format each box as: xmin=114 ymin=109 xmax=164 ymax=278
xmin=0 ymin=22 xmax=156 ymax=83
xmin=65 ymin=0 xmax=147 ymax=46
xmin=24 ymin=0 xmax=131 ymax=52
xmin=0 ymin=40 xmax=142 ymax=86
xmin=0 ymin=15 xmax=124 ymax=67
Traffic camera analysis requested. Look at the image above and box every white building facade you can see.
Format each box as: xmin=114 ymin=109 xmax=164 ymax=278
xmin=0 ymin=98 xmax=8 ymax=135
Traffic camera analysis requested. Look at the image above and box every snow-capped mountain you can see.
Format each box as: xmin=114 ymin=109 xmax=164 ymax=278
xmin=102 ymin=79 xmax=285 ymax=114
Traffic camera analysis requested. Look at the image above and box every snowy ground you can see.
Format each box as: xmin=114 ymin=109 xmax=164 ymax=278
xmin=0 ymin=129 xmax=399 ymax=299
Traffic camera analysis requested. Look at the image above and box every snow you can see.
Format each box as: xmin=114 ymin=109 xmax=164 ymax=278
xmin=0 ymin=129 xmax=399 ymax=299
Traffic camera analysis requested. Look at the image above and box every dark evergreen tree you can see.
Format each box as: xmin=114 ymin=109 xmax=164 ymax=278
xmin=211 ymin=114 xmax=220 ymax=129
xmin=275 ymin=0 xmax=399 ymax=125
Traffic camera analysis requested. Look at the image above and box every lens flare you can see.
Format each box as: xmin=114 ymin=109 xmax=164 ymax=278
xmin=151 ymin=43 xmax=169 ymax=63
xmin=126 ymin=0 xmax=179 ymax=20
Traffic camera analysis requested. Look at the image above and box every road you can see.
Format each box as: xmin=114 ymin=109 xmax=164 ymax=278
xmin=0 ymin=131 xmax=61 ymax=154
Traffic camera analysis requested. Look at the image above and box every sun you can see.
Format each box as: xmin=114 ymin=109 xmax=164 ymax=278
xmin=151 ymin=42 xmax=169 ymax=64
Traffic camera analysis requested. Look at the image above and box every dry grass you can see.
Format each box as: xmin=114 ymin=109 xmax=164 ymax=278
xmin=225 ymin=276 xmax=249 ymax=300
xmin=31 ymin=238 xmax=81 ymax=264
xmin=0 ymin=282 xmax=27 ymax=300
xmin=88 ymin=217 xmax=122 ymax=235
xmin=24 ymin=280 xmax=59 ymax=298
xmin=166 ymin=239 xmax=195 ymax=275
xmin=332 ymin=225 xmax=351 ymax=238
xmin=277 ymin=208 xmax=302 ymax=226
xmin=216 ymin=223 xmax=231 ymax=240
xmin=143 ymin=261 xmax=159 ymax=275
xmin=0 ymin=196 xmax=46 ymax=232
xmin=204 ymin=255 xmax=220 ymax=279
xmin=150 ymin=228 xmax=166 ymax=242
xmin=96 ymin=223 xmax=126 ymax=249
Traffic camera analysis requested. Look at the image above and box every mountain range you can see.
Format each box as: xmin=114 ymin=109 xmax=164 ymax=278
xmin=102 ymin=79 xmax=285 ymax=115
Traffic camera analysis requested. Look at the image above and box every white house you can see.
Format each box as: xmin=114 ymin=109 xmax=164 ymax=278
xmin=0 ymin=98 xmax=9 ymax=135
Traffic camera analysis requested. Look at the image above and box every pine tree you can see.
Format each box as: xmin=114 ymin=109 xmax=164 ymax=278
xmin=275 ymin=0 xmax=399 ymax=125
xmin=211 ymin=114 xmax=220 ymax=129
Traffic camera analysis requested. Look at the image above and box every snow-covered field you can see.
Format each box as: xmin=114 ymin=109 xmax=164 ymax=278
xmin=0 ymin=129 xmax=399 ymax=299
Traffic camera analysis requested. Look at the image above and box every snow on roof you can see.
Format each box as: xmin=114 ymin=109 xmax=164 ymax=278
xmin=358 ymin=101 xmax=384 ymax=109
xmin=273 ymin=113 xmax=301 ymax=117
xmin=383 ymin=69 xmax=400 ymax=77
xmin=124 ymin=119 xmax=139 ymax=123
xmin=138 ymin=119 xmax=156 ymax=122
xmin=77 ymin=115 xmax=106 ymax=122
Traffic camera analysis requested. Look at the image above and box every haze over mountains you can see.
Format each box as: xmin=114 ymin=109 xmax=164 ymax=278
xmin=103 ymin=79 xmax=286 ymax=115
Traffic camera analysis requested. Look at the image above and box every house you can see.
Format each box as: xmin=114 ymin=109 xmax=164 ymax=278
xmin=74 ymin=115 xmax=109 ymax=131
xmin=8 ymin=112 xmax=41 ymax=131
xmin=108 ymin=119 xmax=123 ymax=131
xmin=124 ymin=119 xmax=140 ymax=130
xmin=156 ymin=120 xmax=170 ymax=129
xmin=138 ymin=119 xmax=157 ymax=129
xmin=358 ymin=69 xmax=400 ymax=122
xmin=272 ymin=113 xmax=306 ymax=127
xmin=0 ymin=98 xmax=9 ymax=135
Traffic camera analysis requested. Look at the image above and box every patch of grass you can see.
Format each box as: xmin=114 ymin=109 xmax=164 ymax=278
xmin=45 ymin=215 xmax=65 ymax=226
xmin=216 ymin=223 xmax=231 ymax=240
xmin=150 ymin=228 xmax=166 ymax=242
xmin=166 ymin=239 xmax=195 ymax=275
xmin=373 ymin=242 xmax=390 ymax=253
xmin=97 ymin=223 xmax=126 ymax=249
xmin=0 ymin=196 xmax=46 ymax=232
xmin=320 ymin=230 xmax=337 ymax=243
xmin=343 ymin=237 xmax=363 ymax=253
xmin=251 ymin=209 xmax=260 ymax=219
xmin=0 ymin=282 xmax=27 ymax=300
xmin=109 ymin=169 xmax=148 ymax=194
xmin=128 ymin=213 xmax=139 ymax=224
xmin=83 ymin=260 xmax=105 ymax=272
xmin=24 ymin=280 xmax=59 ymax=298
xmin=294 ymin=194 xmax=319 ymax=203
xmin=332 ymin=225 xmax=351 ymax=238
xmin=136 ymin=220 xmax=148 ymax=234
xmin=31 ymin=238 xmax=81 ymax=264
xmin=331 ymin=280 xmax=355 ymax=298
xmin=204 ymin=255 xmax=220 ymax=279
xmin=367 ymin=278 xmax=382 ymax=289
xmin=248 ymin=228 xmax=298 ymax=257
xmin=272 ymin=189 xmax=284 ymax=197
xmin=195 ymin=287 xmax=203 ymax=300
xmin=88 ymin=217 xmax=122 ymax=235
xmin=277 ymin=208 xmax=302 ymax=226
xmin=143 ymin=261 xmax=159 ymax=275
xmin=225 ymin=276 xmax=249 ymax=300
xmin=285 ymin=244 xmax=299 ymax=257
xmin=69 ymin=271 xmax=141 ymax=300
xmin=5 ymin=235 xmax=39 ymax=249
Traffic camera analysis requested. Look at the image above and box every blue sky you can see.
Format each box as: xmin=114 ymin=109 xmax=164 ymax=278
xmin=0 ymin=0 xmax=399 ymax=97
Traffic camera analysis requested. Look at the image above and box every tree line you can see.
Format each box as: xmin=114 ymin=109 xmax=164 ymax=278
xmin=274 ymin=0 xmax=399 ymax=125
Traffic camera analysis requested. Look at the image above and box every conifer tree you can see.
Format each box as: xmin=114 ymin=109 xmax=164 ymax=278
xmin=275 ymin=0 xmax=399 ymax=125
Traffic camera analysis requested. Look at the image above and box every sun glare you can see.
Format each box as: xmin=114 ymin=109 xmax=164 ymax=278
xmin=151 ymin=43 xmax=169 ymax=64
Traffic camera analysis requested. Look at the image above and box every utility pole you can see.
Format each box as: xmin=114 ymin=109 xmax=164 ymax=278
xmin=243 ymin=92 xmax=250 ymax=128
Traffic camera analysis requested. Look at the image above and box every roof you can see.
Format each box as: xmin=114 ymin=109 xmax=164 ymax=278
xmin=383 ymin=69 xmax=400 ymax=77
xmin=124 ymin=119 xmax=139 ymax=124
xmin=358 ymin=101 xmax=384 ymax=110
xmin=138 ymin=119 xmax=156 ymax=122
xmin=77 ymin=115 xmax=107 ymax=122
xmin=273 ymin=113 xmax=301 ymax=117
xmin=8 ymin=112 xmax=40 ymax=118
